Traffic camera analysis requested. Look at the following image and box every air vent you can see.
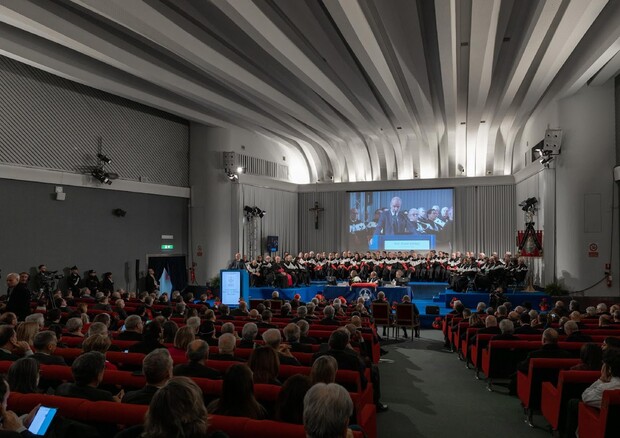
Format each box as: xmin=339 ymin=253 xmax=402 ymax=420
xmin=237 ymin=153 xmax=289 ymax=180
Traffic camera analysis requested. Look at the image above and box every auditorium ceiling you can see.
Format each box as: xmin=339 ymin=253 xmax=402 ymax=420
xmin=0 ymin=0 xmax=619 ymax=183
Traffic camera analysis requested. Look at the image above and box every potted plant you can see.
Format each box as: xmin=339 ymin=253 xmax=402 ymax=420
xmin=544 ymin=280 xmax=568 ymax=297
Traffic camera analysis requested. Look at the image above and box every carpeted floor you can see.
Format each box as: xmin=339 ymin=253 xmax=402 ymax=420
xmin=375 ymin=329 xmax=552 ymax=438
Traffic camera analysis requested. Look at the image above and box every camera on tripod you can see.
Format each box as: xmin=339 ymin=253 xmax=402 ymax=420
xmin=41 ymin=271 xmax=64 ymax=283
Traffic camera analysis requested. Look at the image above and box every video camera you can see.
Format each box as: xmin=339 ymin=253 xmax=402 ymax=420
xmin=41 ymin=270 xmax=64 ymax=281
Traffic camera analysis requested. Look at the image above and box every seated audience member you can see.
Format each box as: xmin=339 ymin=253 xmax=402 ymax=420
xmin=16 ymin=322 xmax=39 ymax=346
xmin=25 ymin=313 xmax=44 ymax=330
xmin=141 ymin=377 xmax=212 ymax=438
xmin=571 ymin=343 xmax=604 ymax=371
xmin=65 ymin=319 xmax=86 ymax=340
xmin=281 ymin=303 xmax=293 ymax=318
xmin=198 ymin=310 xmax=216 ymax=342
xmin=602 ymin=336 xmax=620 ymax=351
xmin=128 ymin=321 xmax=165 ymax=354
xmin=283 ymin=323 xmax=313 ymax=352
xmin=310 ymin=355 xmax=338 ymax=385
xmin=92 ymin=313 xmax=112 ymax=330
xmin=275 ymin=374 xmax=311 ymax=424
xmin=319 ymin=305 xmax=340 ymax=326
xmin=173 ymin=340 xmax=221 ymax=379
xmin=185 ymin=316 xmax=201 ymax=335
xmin=239 ymin=323 xmax=258 ymax=349
xmin=257 ymin=310 xmax=277 ymax=329
xmin=563 ymin=320 xmax=593 ymax=342
xmin=517 ymin=329 xmax=570 ymax=374
xmin=56 ymin=351 xmax=123 ymax=402
xmin=303 ymin=383 xmax=354 ymax=438
xmin=599 ymin=314 xmax=612 ymax=328
xmin=583 ymin=306 xmax=598 ymax=319
xmin=468 ymin=315 xmax=500 ymax=345
xmin=0 ymin=312 xmax=18 ymax=327
xmin=162 ymin=320 xmax=179 ymax=344
xmin=218 ymin=304 xmax=234 ymax=320
xmin=220 ymin=322 xmax=239 ymax=339
xmin=247 ymin=309 xmax=260 ymax=322
xmin=86 ymin=322 xmax=109 ymax=339
xmin=31 ymin=330 xmax=66 ymax=365
xmin=168 ymin=326 xmax=195 ymax=363
xmin=0 ymin=325 xmax=32 ymax=360
xmin=248 ymin=346 xmax=281 ymax=385
xmin=263 ymin=328 xmax=301 ymax=366
xmin=82 ymin=334 xmax=116 ymax=370
xmin=596 ymin=302 xmax=610 ymax=316
xmin=297 ymin=320 xmax=318 ymax=344
xmin=399 ymin=295 xmax=420 ymax=338
xmin=171 ymin=302 xmax=187 ymax=319
xmin=0 ymin=376 xmax=42 ymax=434
xmin=116 ymin=315 xmax=144 ymax=341
xmin=207 ymin=364 xmax=267 ymax=419
xmin=114 ymin=299 xmax=128 ymax=320
xmin=514 ymin=313 xmax=540 ymax=335
xmin=44 ymin=308 xmax=62 ymax=327
xmin=231 ymin=301 xmax=249 ymax=317
xmin=491 ymin=319 xmax=518 ymax=341
xmin=123 ymin=349 xmax=173 ymax=405
xmin=210 ymin=333 xmax=245 ymax=362
xmin=8 ymin=357 xmax=40 ymax=394
xmin=565 ymin=348 xmax=620 ymax=437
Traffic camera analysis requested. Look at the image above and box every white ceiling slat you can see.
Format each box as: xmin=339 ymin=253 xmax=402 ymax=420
xmin=466 ymin=0 xmax=501 ymax=177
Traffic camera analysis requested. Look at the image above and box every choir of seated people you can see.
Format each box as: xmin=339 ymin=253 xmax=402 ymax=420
xmin=227 ymin=248 xmax=528 ymax=290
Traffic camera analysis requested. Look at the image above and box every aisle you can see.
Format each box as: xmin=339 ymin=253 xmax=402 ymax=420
xmin=375 ymin=330 xmax=551 ymax=438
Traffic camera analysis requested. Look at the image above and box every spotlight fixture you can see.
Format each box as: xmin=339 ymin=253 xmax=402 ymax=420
xmin=225 ymin=170 xmax=239 ymax=182
xmin=518 ymin=197 xmax=538 ymax=212
xmin=236 ymin=166 xmax=244 ymax=174
xmin=91 ymin=168 xmax=112 ymax=185
xmin=97 ymin=153 xmax=112 ymax=164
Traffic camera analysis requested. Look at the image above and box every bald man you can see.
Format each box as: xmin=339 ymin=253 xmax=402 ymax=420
xmin=173 ymin=339 xmax=222 ymax=379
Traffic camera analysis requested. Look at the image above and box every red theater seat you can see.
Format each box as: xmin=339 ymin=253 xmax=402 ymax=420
xmin=578 ymin=389 xmax=620 ymax=438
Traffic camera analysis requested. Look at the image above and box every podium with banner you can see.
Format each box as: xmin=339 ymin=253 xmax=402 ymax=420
xmin=220 ymin=269 xmax=249 ymax=307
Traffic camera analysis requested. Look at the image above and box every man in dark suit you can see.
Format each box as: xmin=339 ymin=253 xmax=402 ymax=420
xmin=117 ymin=315 xmax=144 ymax=341
xmin=297 ymin=320 xmax=319 ymax=344
xmin=32 ymin=331 xmax=66 ymax=365
xmin=230 ymin=301 xmax=249 ymax=317
xmin=468 ymin=315 xmax=501 ymax=345
xmin=283 ymin=323 xmax=313 ymax=353
xmin=5 ymin=273 xmax=31 ymax=321
xmin=209 ymin=333 xmax=246 ymax=362
xmin=228 ymin=253 xmax=246 ymax=270
xmin=122 ymin=349 xmax=172 ymax=405
xmin=373 ymin=196 xmax=409 ymax=238
xmin=263 ymin=328 xmax=301 ymax=366
xmin=145 ymin=268 xmax=159 ymax=293
xmin=517 ymin=328 xmax=571 ymax=374
xmin=564 ymin=320 xmax=593 ymax=342
xmin=318 ymin=305 xmax=340 ymax=326
xmin=257 ymin=310 xmax=277 ymax=329
xmin=491 ymin=319 xmax=519 ymax=341
xmin=514 ymin=313 xmax=541 ymax=335
xmin=173 ymin=340 xmax=222 ymax=379
xmin=0 ymin=325 xmax=32 ymax=361
xmin=55 ymin=352 xmax=123 ymax=402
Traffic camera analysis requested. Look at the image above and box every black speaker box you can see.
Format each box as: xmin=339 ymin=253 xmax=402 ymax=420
xmin=425 ymin=305 xmax=440 ymax=315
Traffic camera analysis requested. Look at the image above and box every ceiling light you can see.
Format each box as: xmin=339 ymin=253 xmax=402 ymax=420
xmin=97 ymin=153 xmax=111 ymax=164
xmin=237 ymin=166 xmax=244 ymax=173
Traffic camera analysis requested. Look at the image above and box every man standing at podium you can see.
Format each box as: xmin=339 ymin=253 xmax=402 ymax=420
xmin=373 ymin=197 xmax=409 ymax=237
xmin=228 ymin=253 xmax=245 ymax=270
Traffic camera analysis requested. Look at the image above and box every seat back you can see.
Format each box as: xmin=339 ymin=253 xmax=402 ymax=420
xmin=371 ymin=303 xmax=390 ymax=325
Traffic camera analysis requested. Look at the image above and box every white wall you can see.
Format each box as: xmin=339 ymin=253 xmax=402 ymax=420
xmin=516 ymin=79 xmax=618 ymax=296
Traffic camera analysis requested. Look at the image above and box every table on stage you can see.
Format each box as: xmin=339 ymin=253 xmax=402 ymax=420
xmin=323 ymin=285 xmax=412 ymax=303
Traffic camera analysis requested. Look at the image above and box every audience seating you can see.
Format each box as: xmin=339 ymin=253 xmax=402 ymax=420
xmin=516 ymin=358 xmax=580 ymax=426
xmin=578 ymin=389 xmax=620 ymax=438
xmin=540 ymin=370 xmax=600 ymax=433
xmin=7 ymin=392 xmax=365 ymax=438
xmin=370 ymin=303 xmax=392 ymax=338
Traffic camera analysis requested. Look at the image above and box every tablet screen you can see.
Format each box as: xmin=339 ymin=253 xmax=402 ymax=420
xmin=27 ymin=406 xmax=57 ymax=436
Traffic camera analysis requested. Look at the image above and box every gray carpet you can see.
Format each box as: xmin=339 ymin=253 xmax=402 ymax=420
xmin=375 ymin=329 xmax=552 ymax=438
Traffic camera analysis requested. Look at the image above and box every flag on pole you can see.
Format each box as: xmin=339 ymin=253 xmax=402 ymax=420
xmin=159 ymin=268 xmax=173 ymax=295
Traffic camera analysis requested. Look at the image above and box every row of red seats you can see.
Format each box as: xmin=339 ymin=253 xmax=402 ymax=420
xmin=7 ymin=392 xmax=366 ymax=438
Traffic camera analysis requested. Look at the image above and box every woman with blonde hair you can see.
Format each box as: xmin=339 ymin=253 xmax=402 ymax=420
xmin=310 ymin=355 xmax=338 ymax=385
xmin=168 ymin=326 xmax=195 ymax=362
xmin=16 ymin=322 xmax=39 ymax=346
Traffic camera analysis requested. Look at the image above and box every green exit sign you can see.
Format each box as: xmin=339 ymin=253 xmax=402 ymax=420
xmin=161 ymin=244 xmax=174 ymax=250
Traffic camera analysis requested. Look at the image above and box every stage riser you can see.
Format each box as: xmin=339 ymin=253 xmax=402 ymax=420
xmin=440 ymin=291 xmax=550 ymax=309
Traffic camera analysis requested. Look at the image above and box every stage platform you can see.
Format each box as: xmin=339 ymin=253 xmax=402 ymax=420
xmin=438 ymin=290 xmax=550 ymax=309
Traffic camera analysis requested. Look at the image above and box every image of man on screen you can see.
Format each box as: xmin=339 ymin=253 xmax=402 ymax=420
xmin=373 ymin=197 xmax=409 ymax=236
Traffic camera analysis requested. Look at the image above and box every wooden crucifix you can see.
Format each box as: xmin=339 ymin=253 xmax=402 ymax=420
xmin=309 ymin=201 xmax=324 ymax=230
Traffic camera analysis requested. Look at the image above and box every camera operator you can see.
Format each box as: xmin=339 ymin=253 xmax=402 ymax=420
xmin=68 ymin=266 xmax=81 ymax=295
xmin=34 ymin=264 xmax=49 ymax=293
xmin=85 ymin=270 xmax=100 ymax=293
xmin=5 ymin=273 xmax=30 ymax=321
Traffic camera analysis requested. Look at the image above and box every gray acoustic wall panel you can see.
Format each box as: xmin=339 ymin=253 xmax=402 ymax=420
xmin=0 ymin=55 xmax=189 ymax=187
xmin=0 ymin=179 xmax=188 ymax=292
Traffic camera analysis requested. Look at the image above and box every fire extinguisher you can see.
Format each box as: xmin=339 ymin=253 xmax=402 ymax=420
xmin=606 ymin=272 xmax=612 ymax=287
